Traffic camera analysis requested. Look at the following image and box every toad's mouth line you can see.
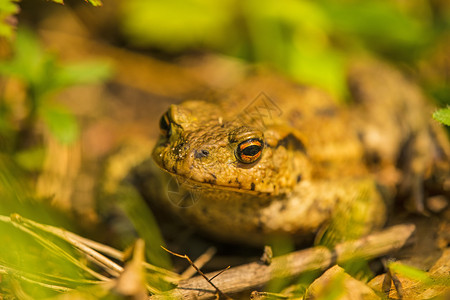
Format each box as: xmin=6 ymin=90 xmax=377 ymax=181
xmin=162 ymin=169 xmax=269 ymax=195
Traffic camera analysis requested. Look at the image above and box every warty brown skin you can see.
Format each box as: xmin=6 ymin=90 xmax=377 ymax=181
xmin=152 ymin=62 xmax=450 ymax=246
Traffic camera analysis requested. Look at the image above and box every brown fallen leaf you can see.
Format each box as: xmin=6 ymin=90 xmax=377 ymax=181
xmin=304 ymin=265 xmax=380 ymax=300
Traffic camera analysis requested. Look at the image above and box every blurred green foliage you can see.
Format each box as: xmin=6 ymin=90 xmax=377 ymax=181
xmin=0 ymin=221 xmax=82 ymax=297
xmin=0 ymin=28 xmax=113 ymax=296
xmin=114 ymin=184 xmax=172 ymax=271
xmin=120 ymin=0 xmax=450 ymax=100
xmin=0 ymin=28 xmax=111 ymax=146
xmin=0 ymin=157 xmax=93 ymax=297
xmin=121 ymin=0 xmax=234 ymax=50
xmin=0 ymin=0 xmax=101 ymax=39
xmin=433 ymin=107 xmax=450 ymax=126
xmin=0 ymin=0 xmax=18 ymax=38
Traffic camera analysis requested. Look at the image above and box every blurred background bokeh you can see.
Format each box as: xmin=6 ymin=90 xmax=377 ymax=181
xmin=0 ymin=0 xmax=449 ymax=297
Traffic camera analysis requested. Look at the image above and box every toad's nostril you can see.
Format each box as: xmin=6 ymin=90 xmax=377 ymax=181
xmin=194 ymin=149 xmax=209 ymax=158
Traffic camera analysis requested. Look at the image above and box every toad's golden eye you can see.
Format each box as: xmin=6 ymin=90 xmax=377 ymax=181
xmin=235 ymin=138 xmax=264 ymax=164
xmin=159 ymin=112 xmax=171 ymax=137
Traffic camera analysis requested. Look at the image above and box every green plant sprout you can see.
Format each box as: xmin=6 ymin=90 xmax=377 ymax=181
xmin=433 ymin=107 xmax=450 ymax=126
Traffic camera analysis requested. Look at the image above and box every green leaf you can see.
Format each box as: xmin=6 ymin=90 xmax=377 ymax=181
xmin=14 ymin=147 xmax=45 ymax=172
xmin=389 ymin=262 xmax=433 ymax=285
xmin=0 ymin=28 xmax=47 ymax=90
xmin=289 ymin=43 xmax=346 ymax=99
xmin=433 ymin=108 xmax=450 ymax=126
xmin=39 ymin=105 xmax=79 ymax=145
xmin=320 ymin=0 xmax=430 ymax=59
xmin=0 ymin=28 xmax=112 ymax=143
xmin=55 ymin=61 xmax=112 ymax=88
xmin=120 ymin=0 xmax=234 ymax=50
xmin=0 ymin=0 xmax=19 ymax=38
xmin=115 ymin=184 xmax=172 ymax=271
xmin=0 ymin=28 xmax=112 ymax=99
xmin=0 ymin=0 xmax=17 ymax=14
xmin=85 ymin=0 xmax=102 ymax=7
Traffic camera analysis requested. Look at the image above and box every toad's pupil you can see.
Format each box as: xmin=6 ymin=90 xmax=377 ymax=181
xmin=242 ymin=145 xmax=261 ymax=156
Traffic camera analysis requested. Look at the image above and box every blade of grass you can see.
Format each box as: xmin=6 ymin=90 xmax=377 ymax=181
xmin=0 ymin=259 xmax=100 ymax=287
xmin=15 ymin=214 xmax=180 ymax=283
xmin=12 ymin=214 xmax=123 ymax=276
xmin=0 ymin=264 xmax=72 ymax=293
xmin=0 ymin=215 xmax=110 ymax=281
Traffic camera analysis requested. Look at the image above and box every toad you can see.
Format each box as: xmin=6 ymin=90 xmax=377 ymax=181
xmin=152 ymin=61 xmax=449 ymax=246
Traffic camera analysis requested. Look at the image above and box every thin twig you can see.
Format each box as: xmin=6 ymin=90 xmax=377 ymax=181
xmin=63 ymin=232 xmax=124 ymax=259
xmin=391 ymin=272 xmax=404 ymax=299
xmin=161 ymin=246 xmax=232 ymax=300
xmin=181 ymin=247 xmax=217 ymax=279
xmin=209 ymin=266 xmax=231 ymax=282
